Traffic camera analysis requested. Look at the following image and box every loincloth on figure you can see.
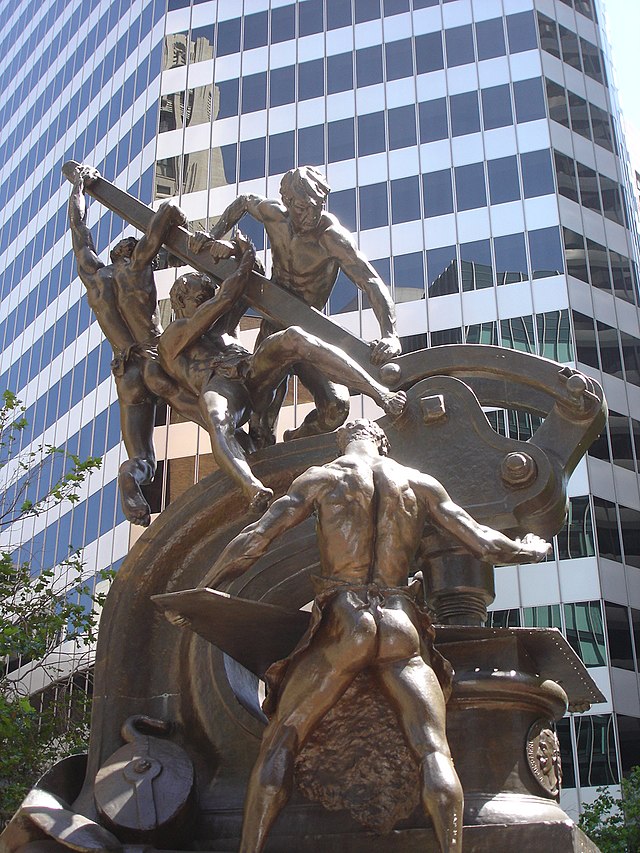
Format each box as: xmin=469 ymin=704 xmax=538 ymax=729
xmin=263 ymin=577 xmax=454 ymax=718
xmin=205 ymin=343 xmax=252 ymax=383
xmin=111 ymin=341 xmax=160 ymax=377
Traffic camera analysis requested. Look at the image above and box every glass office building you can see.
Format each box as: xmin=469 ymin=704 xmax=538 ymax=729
xmin=1 ymin=0 xmax=640 ymax=818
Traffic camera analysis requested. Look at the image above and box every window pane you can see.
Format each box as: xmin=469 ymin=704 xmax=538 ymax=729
xmin=568 ymin=91 xmax=591 ymax=139
xmin=482 ymin=84 xmax=513 ymax=130
xmin=386 ymin=38 xmax=413 ymax=81
xmin=455 ymin=162 xmax=486 ymax=210
xmin=328 ymin=118 xmax=355 ymax=162
xmin=523 ymin=604 xmax=562 ymax=629
xmin=476 ymin=18 xmax=506 ymax=61
xmin=598 ymin=320 xmax=623 ymax=377
xmin=554 ymin=150 xmax=579 ymax=202
xmin=243 ymin=11 xmax=268 ymax=50
xmin=270 ymin=66 xmax=295 ymax=107
xmin=299 ymin=0 xmax=324 ymax=37
xmin=423 ymin=169 xmax=453 ymax=217
xmin=617 ymin=715 xmax=640 ymax=776
xmin=431 ymin=327 xmax=462 ymax=346
xmin=419 ymin=98 xmax=448 ymax=143
xmin=384 ymin=0 xmax=409 ymax=14
xmin=415 ymin=31 xmax=444 ymax=74
xmin=521 ymin=149 xmax=554 ymax=198
xmin=487 ymin=609 xmax=521 ymax=628
xmin=564 ymin=228 xmax=589 ymax=283
xmin=298 ymin=125 xmax=324 ymax=167
xmin=388 ymin=104 xmax=416 ymax=150
xmin=587 ymin=239 xmax=611 ymax=292
xmin=564 ymin=601 xmax=606 ymax=667
xmin=599 ymin=174 xmax=624 ymax=226
xmin=328 ymin=53 xmax=353 ymax=95
xmin=445 ymin=25 xmax=475 ymax=68
xmin=450 ymin=91 xmax=480 ymax=136
xmin=242 ymin=72 xmax=267 ymax=113
xmin=557 ymin=496 xmax=595 ymax=559
xmin=299 ymin=59 xmax=324 ymax=101
xmin=577 ymin=162 xmax=601 ymax=213
xmin=556 ymin=719 xmax=576 ymax=790
xmin=546 ymin=79 xmax=569 ymax=128
xmin=574 ymin=714 xmax=619 ymax=786
xmin=620 ymin=332 xmax=640 ymax=387
xmin=500 ymin=315 xmax=535 ymax=353
xmin=581 ymin=37 xmax=603 ymax=83
xmin=537 ymin=12 xmax=560 ymax=59
xmin=514 ymin=78 xmax=546 ymax=123
xmin=610 ymin=251 xmax=637 ymax=305
xmin=590 ymin=103 xmax=613 ymax=152
xmin=358 ymin=111 xmax=386 ymax=156
xmin=271 ymin=5 xmax=295 ymax=44
xmin=593 ymin=496 xmax=623 ymax=562
xmin=488 ymin=156 xmax=520 ymax=205
xmin=390 ymin=175 xmax=420 ymax=223
xmin=427 ymin=245 xmax=458 ymax=296
xmin=609 ymin=411 xmax=635 ymax=470
xmin=394 ymin=252 xmax=425 ymax=303
xmin=537 ymin=309 xmax=572 ymax=361
xmin=217 ymin=18 xmax=241 ymax=56
xmin=559 ymin=24 xmax=582 ymax=71
xmin=268 ymin=130 xmax=295 ymax=176
xmin=506 ymin=11 xmax=537 ymax=53
xmin=327 ymin=0 xmax=352 ymax=29
xmin=529 ymin=227 xmax=564 ymax=279
xmin=216 ymin=79 xmax=239 ymax=119
xmin=239 ymin=137 xmax=265 ymax=181
xmin=605 ymin=603 xmax=634 ymax=670
xmin=495 ymin=233 xmax=528 ymax=284
xmin=355 ymin=0 xmax=381 ymax=23
xmin=460 ymin=239 xmax=493 ymax=291
xmin=357 ymin=45 xmax=384 ymax=87
xmin=330 ymin=270 xmax=358 ymax=314
xmin=359 ymin=182 xmax=389 ymax=230
xmin=328 ymin=188 xmax=356 ymax=232
xmin=465 ymin=321 xmax=498 ymax=346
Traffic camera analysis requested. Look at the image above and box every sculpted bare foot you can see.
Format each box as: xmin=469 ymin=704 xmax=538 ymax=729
xmin=380 ymin=390 xmax=407 ymax=417
xmin=119 ymin=472 xmax=152 ymax=526
xmin=247 ymin=485 xmax=274 ymax=514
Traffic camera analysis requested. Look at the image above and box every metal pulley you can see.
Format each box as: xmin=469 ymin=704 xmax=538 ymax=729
xmin=94 ymin=715 xmax=194 ymax=845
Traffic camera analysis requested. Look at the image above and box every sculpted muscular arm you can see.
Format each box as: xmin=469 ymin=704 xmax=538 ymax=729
xmin=413 ymin=472 xmax=551 ymax=564
xmin=321 ymin=221 xmax=401 ymax=365
xmin=211 ymin=467 xmax=329 ymax=586
xmin=68 ymin=167 xmax=104 ymax=277
xmin=131 ymin=199 xmax=189 ymax=270
xmin=189 ymin=195 xmax=279 ymax=256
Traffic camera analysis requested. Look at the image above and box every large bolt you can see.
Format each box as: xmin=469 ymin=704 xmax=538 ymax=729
xmin=501 ymin=451 xmax=537 ymax=487
xmin=379 ymin=362 xmax=402 ymax=386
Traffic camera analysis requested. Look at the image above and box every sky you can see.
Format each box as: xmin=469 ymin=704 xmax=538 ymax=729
xmin=602 ymin=0 xmax=640 ymax=162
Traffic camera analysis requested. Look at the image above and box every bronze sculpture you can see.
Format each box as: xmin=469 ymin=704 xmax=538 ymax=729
xmin=189 ymin=166 xmax=402 ymax=443
xmin=209 ymin=419 xmax=551 ymax=853
xmin=157 ymin=239 xmax=406 ymax=511
xmin=68 ymin=165 xmax=204 ymax=526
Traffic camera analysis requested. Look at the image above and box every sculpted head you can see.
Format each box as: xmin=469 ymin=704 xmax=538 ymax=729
xmin=170 ymin=272 xmax=216 ymax=318
xmin=110 ymin=237 xmax=139 ymax=263
xmin=337 ymin=419 xmax=390 ymax=456
xmin=280 ymin=166 xmax=330 ymax=233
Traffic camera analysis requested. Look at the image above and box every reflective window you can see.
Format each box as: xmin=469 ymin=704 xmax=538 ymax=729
xmin=587 ymin=239 xmax=611 ymax=292
xmin=299 ymin=0 xmax=324 ymax=37
xmin=455 ymin=163 xmax=486 ymax=211
xmin=617 ymin=715 xmax=640 ymax=775
xmin=268 ymin=130 xmax=295 ymax=176
xmin=327 ymin=0 xmax=352 ymax=29
xmin=593 ymin=496 xmax=623 ymax=562
xmin=565 ymin=601 xmax=607 ymax=667
xmin=487 ymin=609 xmax=521 ymax=628
xmin=633 ymin=609 xmax=640 ymax=671
xmin=359 ymin=182 xmax=389 ymax=230
xmin=183 ymin=150 xmax=210 ymax=192
xmin=564 ymin=228 xmax=589 ymax=283
xmin=557 ymin=496 xmax=595 ymax=559
xmin=568 ymin=91 xmax=591 ymax=139
xmin=386 ymin=38 xmax=413 ymax=81
xmin=328 ymin=119 xmax=355 ymax=162
xmin=559 ymin=24 xmax=582 ymax=71
xmin=423 ymin=169 xmax=453 ymax=217
xmin=401 ymin=332 xmax=428 ymax=353
xmin=239 ymin=137 xmax=265 ymax=181
xmin=390 ymin=175 xmax=420 ymax=223
xmin=513 ymin=78 xmax=546 ymax=125
xmin=575 ymin=0 xmax=595 ymax=19
xmin=330 ymin=270 xmax=359 ymax=314
xmin=577 ymin=162 xmax=601 ymax=213
xmin=523 ymin=604 xmax=562 ymax=629
xmin=217 ymin=18 xmax=241 ymax=57
xmin=610 ymin=251 xmax=637 ymax=305
xmin=159 ymin=92 xmax=184 ymax=132
xmin=413 ymin=0 xmax=439 ymax=7
xmin=537 ymin=309 xmax=572 ymax=360
xmin=427 ymin=245 xmax=458 ymax=296
xmin=556 ymin=719 xmax=576 ymax=790
xmin=384 ymin=0 xmax=409 ymax=14
xmin=599 ymin=174 xmax=624 ymax=226
xmin=191 ymin=26 xmax=215 ymax=61
xmin=575 ymin=714 xmax=619 ymax=786
xmin=445 ymin=25 xmax=475 ymax=68
xmin=546 ymin=79 xmax=569 ymax=128
xmin=506 ymin=11 xmax=537 ymax=54
xmin=466 ymin=322 xmax=498 ymax=346
xmin=394 ymin=252 xmax=425 ymax=303
xmin=450 ymin=91 xmax=480 ymax=137
xmin=328 ymin=53 xmax=353 ymax=95
xmin=298 ymin=125 xmax=324 ymax=166
xmin=243 ymin=11 xmax=268 ymax=50
xmin=270 ymin=66 xmax=295 ymax=108
xmin=355 ymin=0 xmax=380 ymax=22
xmin=581 ymin=37 xmax=603 ymax=83
xmin=521 ymin=150 xmax=555 ymax=199
xmin=431 ymin=327 xmax=463 ymax=346
xmin=554 ymin=150 xmax=579 ymax=203
xmin=598 ymin=320 xmax=624 ymax=377
xmin=537 ymin=12 xmax=560 ymax=59
xmin=495 ymin=233 xmax=528 ymax=284
xmin=388 ymin=105 xmax=416 ymax=150
xmin=271 ymin=5 xmax=295 ymax=43
xmin=605 ymin=602 xmax=634 ymax=670
xmin=242 ymin=72 xmax=267 ymax=113
xmin=358 ymin=112 xmax=386 ymax=156
xmin=216 ymin=79 xmax=239 ymax=119
xmin=500 ymin=315 xmax=535 ymax=354
xmin=488 ymin=156 xmax=520 ymax=205
xmin=328 ymin=188 xmax=356 ymax=232
xmin=475 ymin=18 xmax=506 ymax=61
xmin=357 ymin=45 xmax=384 ymax=87
xmin=608 ymin=411 xmax=635 ymax=470
xmin=419 ymin=98 xmax=448 ymax=143
xmin=299 ymin=59 xmax=324 ymax=101
xmin=620 ymin=332 xmax=640 ymax=387
xmin=460 ymin=239 xmax=493 ymax=291
xmin=590 ymin=103 xmax=614 ymax=152
xmin=163 ymin=32 xmax=188 ymax=70
xmin=482 ymin=84 xmax=513 ymax=130
xmin=415 ymin=31 xmax=444 ymax=74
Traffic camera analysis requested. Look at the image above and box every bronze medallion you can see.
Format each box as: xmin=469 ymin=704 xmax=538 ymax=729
xmin=526 ymin=719 xmax=562 ymax=797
